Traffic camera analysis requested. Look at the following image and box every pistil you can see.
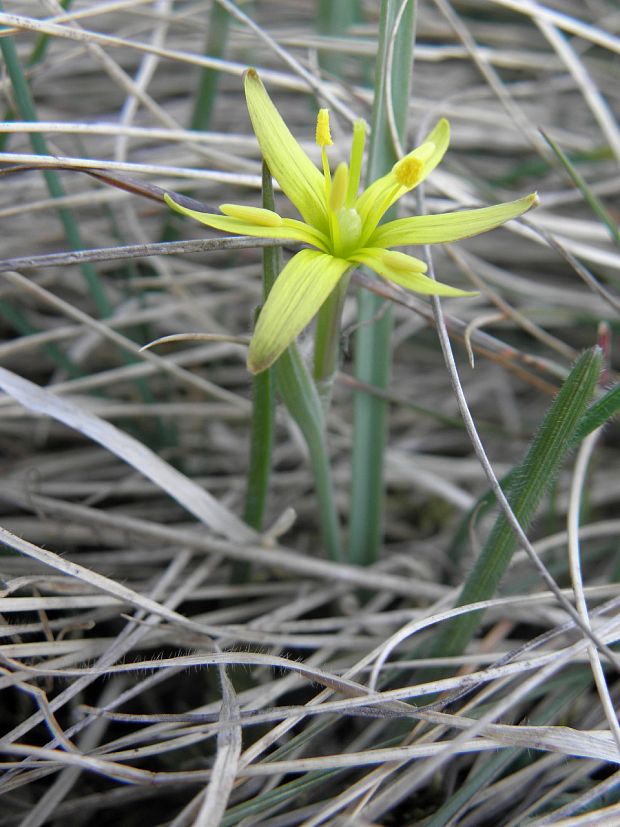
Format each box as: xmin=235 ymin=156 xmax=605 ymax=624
xmin=346 ymin=120 xmax=366 ymax=206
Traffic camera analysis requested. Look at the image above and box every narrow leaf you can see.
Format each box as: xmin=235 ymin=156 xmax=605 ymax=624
xmin=276 ymin=344 xmax=343 ymax=561
xmin=428 ymin=347 xmax=602 ymax=661
xmin=349 ymin=0 xmax=417 ymax=567
xmin=541 ymin=129 xmax=620 ymax=246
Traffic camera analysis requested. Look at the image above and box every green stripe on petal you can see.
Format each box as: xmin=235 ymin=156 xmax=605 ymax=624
xmin=164 ymin=194 xmax=325 ymax=247
xmin=356 ymin=119 xmax=451 ymax=235
xmin=244 ymin=69 xmax=328 ymax=233
xmin=351 ymin=247 xmax=477 ymax=297
xmin=369 ymin=193 xmax=538 ymax=248
xmin=248 ymin=249 xmax=351 ymax=373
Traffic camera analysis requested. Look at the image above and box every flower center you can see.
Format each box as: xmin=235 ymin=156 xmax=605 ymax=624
xmin=315 ymin=110 xmax=367 ymax=259
xmin=328 ymin=167 xmax=362 ymax=256
xmin=334 ymin=207 xmax=362 ymax=257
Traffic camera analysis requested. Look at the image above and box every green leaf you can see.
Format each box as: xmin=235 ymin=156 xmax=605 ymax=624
xmin=189 ymin=0 xmax=230 ymax=132
xmin=276 ymin=343 xmax=343 ymax=561
xmin=349 ymin=0 xmax=417 ymax=567
xmin=573 ymin=382 xmax=620 ymax=444
xmin=541 ymin=130 xmax=620 ymax=247
xmin=427 ymin=346 xmax=603 ymax=662
xmin=449 ymin=379 xmax=620 ymax=567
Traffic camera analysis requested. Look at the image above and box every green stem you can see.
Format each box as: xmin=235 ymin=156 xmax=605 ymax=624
xmin=312 ymin=269 xmax=352 ymax=411
xmin=243 ymin=163 xmax=277 ymax=532
xmin=276 ymin=344 xmax=343 ymax=561
xmin=348 ymin=0 xmax=417 ymax=566
xmin=245 ymin=166 xmax=342 ymax=560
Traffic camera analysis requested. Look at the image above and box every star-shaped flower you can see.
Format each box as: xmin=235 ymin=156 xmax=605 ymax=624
xmin=165 ymin=69 xmax=537 ymax=373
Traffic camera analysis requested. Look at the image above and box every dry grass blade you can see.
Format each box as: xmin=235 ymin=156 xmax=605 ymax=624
xmin=0 ymin=366 xmax=254 ymax=541
xmin=194 ymin=668 xmax=241 ymax=826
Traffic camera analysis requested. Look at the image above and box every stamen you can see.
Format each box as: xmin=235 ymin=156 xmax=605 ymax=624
xmin=382 ymin=250 xmax=427 ymax=274
xmin=316 ymin=109 xmax=333 ymax=147
xmin=394 ymin=141 xmax=436 ymax=188
xmin=321 ymin=147 xmax=332 ymax=202
xmin=220 ymin=204 xmax=283 ymax=227
xmin=330 ymin=163 xmax=349 ymax=212
xmin=346 ymin=120 xmax=367 ymax=205
xmin=394 ymin=157 xmax=424 ymax=188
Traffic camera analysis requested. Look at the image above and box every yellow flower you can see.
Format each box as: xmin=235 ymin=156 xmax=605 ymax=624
xmin=165 ymin=69 xmax=537 ymax=373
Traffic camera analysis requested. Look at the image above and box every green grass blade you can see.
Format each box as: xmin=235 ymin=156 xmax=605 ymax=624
xmin=0 ymin=18 xmax=111 ymax=318
xmin=427 ymin=346 xmax=602 ymax=661
xmin=0 ymin=299 xmax=79 ymax=376
xmin=0 ymin=0 xmax=73 ymax=153
xmin=276 ymin=343 xmax=343 ymax=561
xmin=541 ymin=129 xmax=620 ymax=246
xmin=222 ymin=770 xmax=335 ymax=826
xmin=0 ymin=14 xmax=173 ymax=440
xmin=448 ymin=378 xmax=620 ymax=566
xmin=574 ymin=382 xmax=620 ymax=443
xmin=250 ymin=160 xmax=341 ymax=558
xmin=316 ymin=0 xmax=361 ymax=76
xmin=348 ymin=0 xmax=417 ymax=566
xmin=159 ymin=4 xmax=230 ymax=244
xmin=189 ymin=1 xmax=230 ymax=131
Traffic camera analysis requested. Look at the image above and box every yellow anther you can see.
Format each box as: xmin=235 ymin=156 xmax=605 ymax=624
xmin=382 ymin=250 xmax=427 ymax=274
xmin=219 ymin=204 xmax=284 ymax=227
xmin=330 ymin=163 xmax=348 ymax=212
xmin=394 ymin=141 xmax=436 ymax=188
xmin=316 ymin=108 xmax=333 ymax=147
xmin=394 ymin=157 xmax=424 ymax=189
